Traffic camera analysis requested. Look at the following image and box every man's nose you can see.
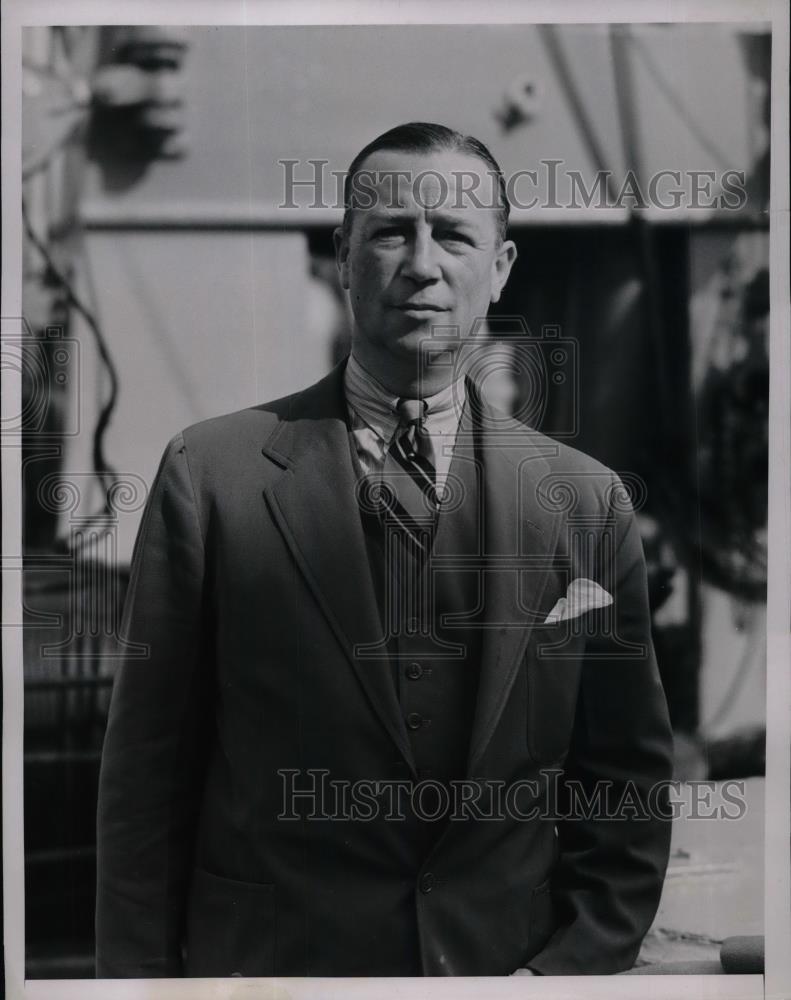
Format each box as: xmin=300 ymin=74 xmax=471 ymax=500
xmin=401 ymin=233 xmax=441 ymax=282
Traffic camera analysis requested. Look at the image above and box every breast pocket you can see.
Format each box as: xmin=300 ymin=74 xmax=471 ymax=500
xmin=525 ymin=622 xmax=585 ymax=764
xmin=185 ymin=868 xmax=276 ymax=978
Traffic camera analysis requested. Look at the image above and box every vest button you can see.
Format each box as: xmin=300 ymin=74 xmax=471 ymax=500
xmin=406 ymin=662 xmax=423 ymax=680
xmin=406 ymin=712 xmax=424 ymax=730
xmin=420 ymin=872 xmax=435 ymax=894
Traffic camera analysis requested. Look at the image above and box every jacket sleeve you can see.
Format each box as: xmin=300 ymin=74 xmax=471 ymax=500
xmin=96 ymin=431 xmax=212 ymax=977
xmin=527 ymin=473 xmax=674 ymax=975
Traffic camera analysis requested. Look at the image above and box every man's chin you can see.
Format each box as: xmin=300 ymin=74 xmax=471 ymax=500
xmin=387 ymin=318 xmax=460 ymax=355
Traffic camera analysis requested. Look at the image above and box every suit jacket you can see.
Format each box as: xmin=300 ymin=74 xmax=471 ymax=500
xmin=95 ymin=357 xmax=673 ymax=978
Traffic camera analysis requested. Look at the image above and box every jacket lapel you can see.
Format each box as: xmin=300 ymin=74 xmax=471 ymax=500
xmin=465 ymin=390 xmax=564 ymax=776
xmin=260 ymin=361 xmax=417 ymax=777
xmin=258 ymin=360 xmax=565 ymax=780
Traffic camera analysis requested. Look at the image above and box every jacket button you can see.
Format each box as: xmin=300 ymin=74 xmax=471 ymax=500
xmin=406 ymin=662 xmax=423 ymax=680
xmin=420 ymin=872 xmax=435 ymax=894
xmin=406 ymin=712 xmax=424 ymax=730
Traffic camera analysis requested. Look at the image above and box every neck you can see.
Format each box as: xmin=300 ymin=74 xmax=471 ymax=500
xmin=350 ymin=341 xmax=465 ymax=399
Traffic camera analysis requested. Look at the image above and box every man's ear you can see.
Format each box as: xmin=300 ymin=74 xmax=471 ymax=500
xmin=490 ymin=239 xmax=517 ymax=304
xmin=333 ymin=225 xmax=351 ymax=290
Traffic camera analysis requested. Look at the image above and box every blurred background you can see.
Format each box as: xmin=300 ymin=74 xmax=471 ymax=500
xmin=18 ymin=22 xmax=769 ymax=978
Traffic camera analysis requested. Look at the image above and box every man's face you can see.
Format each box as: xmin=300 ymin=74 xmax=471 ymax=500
xmin=334 ymin=148 xmax=517 ymax=369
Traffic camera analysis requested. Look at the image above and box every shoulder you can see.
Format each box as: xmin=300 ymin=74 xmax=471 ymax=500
xmin=490 ymin=394 xmax=616 ymax=481
xmin=542 ymin=435 xmax=613 ymax=478
xmin=151 ymin=382 xmax=313 ymax=494
xmin=179 ymin=396 xmax=290 ymax=454
xmin=170 ymin=361 xmax=344 ymax=465
xmin=500 ymin=411 xmax=627 ymax=518
xmin=543 ymin=437 xmax=623 ymax=500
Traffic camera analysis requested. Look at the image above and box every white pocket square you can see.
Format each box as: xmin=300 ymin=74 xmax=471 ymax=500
xmin=542 ymin=578 xmax=613 ymax=624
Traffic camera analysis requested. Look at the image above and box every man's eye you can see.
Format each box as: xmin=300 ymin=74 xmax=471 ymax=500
xmin=437 ymin=231 xmax=471 ymax=244
xmin=374 ymin=227 xmax=405 ymax=240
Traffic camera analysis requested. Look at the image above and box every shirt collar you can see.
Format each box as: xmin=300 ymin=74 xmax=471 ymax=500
xmin=344 ymin=352 xmax=466 ymax=444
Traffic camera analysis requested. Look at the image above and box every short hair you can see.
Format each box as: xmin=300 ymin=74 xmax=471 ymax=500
xmin=342 ymin=121 xmax=510 ymax=242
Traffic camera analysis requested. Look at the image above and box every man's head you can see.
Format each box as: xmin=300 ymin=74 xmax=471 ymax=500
xmin=341 ymin=122 xmax=511 ymax=242
xmin=333 ymin=122 xmax=517 ymax=394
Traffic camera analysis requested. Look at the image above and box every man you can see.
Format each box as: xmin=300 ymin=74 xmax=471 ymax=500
xmin=96 ymin=122 xmax=674 ymax=978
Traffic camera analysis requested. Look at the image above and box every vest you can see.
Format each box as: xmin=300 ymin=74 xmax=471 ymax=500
xmin=352 ymin=411 xmax=484 ymax=852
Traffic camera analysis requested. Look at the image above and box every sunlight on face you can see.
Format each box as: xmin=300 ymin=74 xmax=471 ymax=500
xmin=335 ymin=149 xmax=516 ymax=384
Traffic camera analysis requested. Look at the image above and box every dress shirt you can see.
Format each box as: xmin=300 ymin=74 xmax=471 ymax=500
xmin=343 ymin=352 xmax=467 ymax=497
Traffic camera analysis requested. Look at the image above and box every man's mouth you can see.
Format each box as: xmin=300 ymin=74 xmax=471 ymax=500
xmin=395 ymin=303 xmax=449 ymax=313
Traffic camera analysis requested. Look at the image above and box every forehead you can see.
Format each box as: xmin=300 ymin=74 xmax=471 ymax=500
xmin=351 ymin=148 xmax=501 ymax=225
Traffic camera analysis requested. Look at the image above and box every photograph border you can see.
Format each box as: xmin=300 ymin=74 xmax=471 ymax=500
xmin=2 ymin=2 xmax=788 ymax=999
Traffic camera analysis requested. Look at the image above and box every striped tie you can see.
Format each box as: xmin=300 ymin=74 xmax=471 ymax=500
xmin=392 ymin=398 xmax=438 ymax=500
xmin=371 ymin=398 xmax=440 ymax=556
xmin=354 ymin=399 xmax=440 ymax=638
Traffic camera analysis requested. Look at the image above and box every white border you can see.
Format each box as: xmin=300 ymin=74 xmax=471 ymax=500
xmin=763 ymin=2 xmax=791 ymax=999
xmin=2 ymin=0 xmax=782 ymax=26
xmin=2 ymin=2 xmax=25 ymax=998
xmin=2 ymin=2 xmax=788 ymax=999
xmin=17 ymin=975 xmax=769 ymax=999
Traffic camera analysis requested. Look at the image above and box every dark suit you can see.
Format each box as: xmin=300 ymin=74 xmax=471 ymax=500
xmin=96 ymin=357 xmax=673 ymax=978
